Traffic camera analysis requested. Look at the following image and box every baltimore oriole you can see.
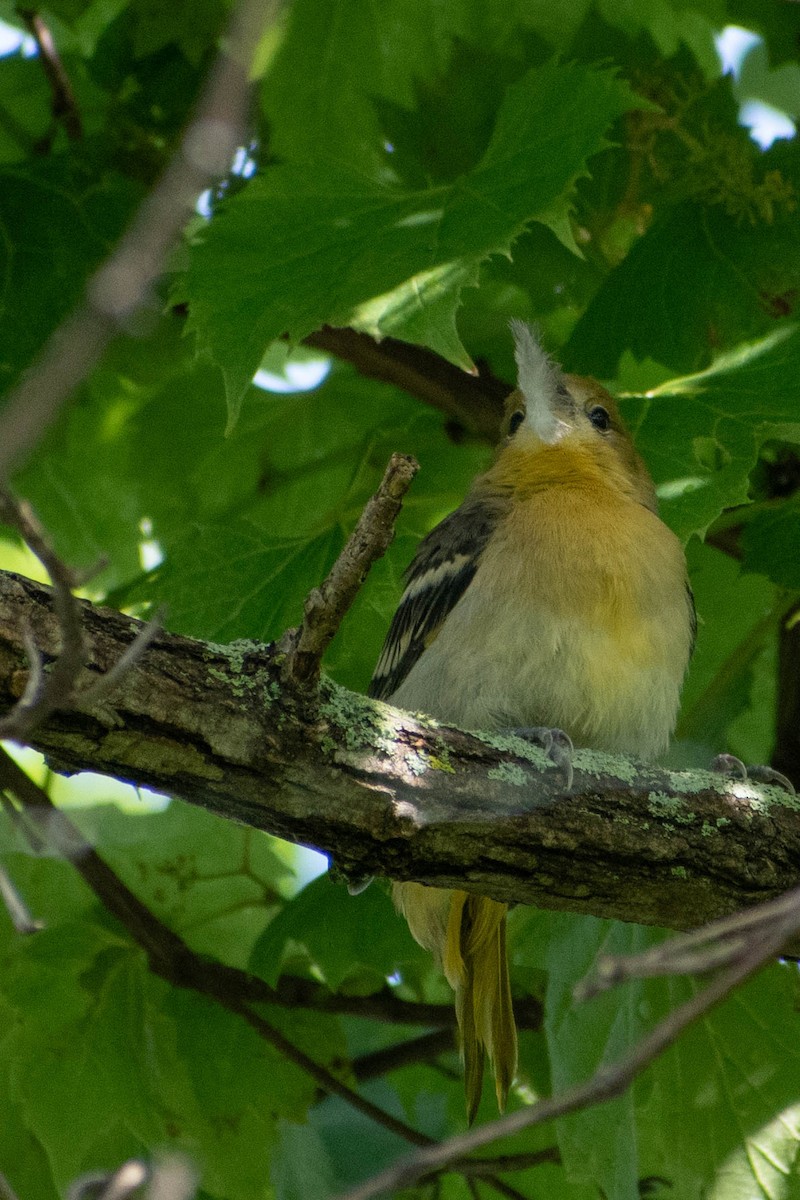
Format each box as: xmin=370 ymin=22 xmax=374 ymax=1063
xmin=369 ymin=321 xmax=695 ymax=1120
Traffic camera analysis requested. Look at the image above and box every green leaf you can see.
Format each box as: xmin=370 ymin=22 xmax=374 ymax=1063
xmin=742 ymin=495 xmax=800 ymax=589
xmin=250 ymin=873 xmax=425 ymax=991
xmin=566 ymin=195 xmax=800 ymax=377
xmin=619 ymin=325 xmax=800 ymax=542
xmin=73 ymin=801 xmax=291 ymax=967
xmin=675 ymin=540 xmax=778 ymax=759
xmin=271 ymin=1118 xmax=337 ymax=1200
xmin=0 ymin=161 xmax=139 ymax=397
xmin=188 ymin=59 xmax=640 ymax=420
xmin=540 ymin=915 xmax=650 ymax=1198
xmin=638 ymin=965 xmax=800 ymax=1199
xmin=143 ymin=520 xmax=344 ymax=643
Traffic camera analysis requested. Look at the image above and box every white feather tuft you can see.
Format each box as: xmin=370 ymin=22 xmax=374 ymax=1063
xmin=509 ymin=320 xmax=567 ymax=444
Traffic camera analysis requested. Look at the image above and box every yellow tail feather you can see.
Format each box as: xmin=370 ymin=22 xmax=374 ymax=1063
xmin=395 ymin=882 xmax=517 ymax=1120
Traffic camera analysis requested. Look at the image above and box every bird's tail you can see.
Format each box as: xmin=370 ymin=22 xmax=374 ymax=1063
xmin=444 ymin=891 xmax=518 ymax=1123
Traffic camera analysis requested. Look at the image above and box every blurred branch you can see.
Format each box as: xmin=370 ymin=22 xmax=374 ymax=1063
xmin=0 ymin=0 xmax=278 ymax=483
xmin=305 ymin=326 xmax=509 ymax=442
xmin=17 ymin=7 xmax=82 ymax=142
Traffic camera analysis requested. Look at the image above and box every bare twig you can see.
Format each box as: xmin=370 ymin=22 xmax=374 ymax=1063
xmin=17 ymin=8 xmax=82 ymax=140
xmin=282 ymin=452 xmax=419 ymax=689
xmin=575 ymin=883 xmax=800 ymax=1001
xmin=332 ymin=886 xmax=798 ymax=1200
xmin=0 ymin=494 xmax=162 ymax=740
xmin=0 ymin=491 xmax=86 ymax=739
xmin=304 ymin=326 xmax=509 ymax=443
xmin=0 ymin=0 xmax=278 ymax=483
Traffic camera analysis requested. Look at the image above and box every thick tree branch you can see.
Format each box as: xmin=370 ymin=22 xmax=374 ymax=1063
xmin=2 ymin=569 xmax=799 ymax=934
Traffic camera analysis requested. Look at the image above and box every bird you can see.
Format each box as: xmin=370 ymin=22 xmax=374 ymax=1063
xmin=368 ymin=321 xmax=695 ymax=1122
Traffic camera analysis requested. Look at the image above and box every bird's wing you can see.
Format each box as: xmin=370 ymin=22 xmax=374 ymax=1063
xmin=368 ymin=493 xmax=504 ymax=701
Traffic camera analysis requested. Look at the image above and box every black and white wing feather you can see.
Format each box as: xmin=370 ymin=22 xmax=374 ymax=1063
xmin=369 ymin=494 xmax=504 ymax=701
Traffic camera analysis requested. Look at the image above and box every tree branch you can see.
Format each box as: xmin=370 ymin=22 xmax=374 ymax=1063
xmin=304 ymin=327 xmax=509 ymax=442
xmin=1 ymin=568 xmax=799 ymax=934
xmin=281 ymin=452 xmax=418 ymax=690
xmin=17 ymin=8 xmax=82 ymax=142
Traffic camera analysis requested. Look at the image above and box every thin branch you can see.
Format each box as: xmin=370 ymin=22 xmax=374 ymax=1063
xmin=0 ymin=749 xmax=435 ymax=1151
xmin=460 ymin=1148 xmax=561 ymax=1177
xmin=0 ymin=0 xmax=278 ymax=483
xmin=575 ymin=882 xmax=800 ymax=1001
xmin=353 ymin=1029 xmax=456 ymax=1081
xmin=0 ymin=491 xmax=86 ymax=739
xmin=282 ymin=452 xmax=419 ymax=689
xmin=17 ymin=8 xmax=82 ymax=140
xmin=332 ymin=889 xmax=796 ymax=1200
xmin=304 ymin=326 xmax=509 ymax=443
xmin=0 ymin=495 xmax=162 ymax=741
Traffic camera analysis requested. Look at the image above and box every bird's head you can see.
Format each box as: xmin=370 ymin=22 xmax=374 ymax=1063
xmin=497 ymin=320 xmax=657 ymax=512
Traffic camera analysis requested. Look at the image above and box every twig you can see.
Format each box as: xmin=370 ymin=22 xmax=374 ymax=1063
xmin=460 ymin=1148 xmax=560 ymax=1176
xmin=575 ymin=883 xmax=800 ymax=1001
xmin=282 ymin=452 xmax=419 ymax=689
xmin=304 ymin=326 xmax=509 ymax=443
xmin=0 ymin=749 xmax=435 ymax=1151
xmin=0 ymin=494 xmax=162 ymax=741
xmin=0 ymin=491 xmax=86 ymax=739
xmin=353 ymin=1029 xmax=456 ymax=1081
xmin=331 ymin=885 xmax=799 ymax=1200
xmin=0 ymin=0 xmax=278 ymax=483
xmin=17 ymin=8 xmax=82 ymax=140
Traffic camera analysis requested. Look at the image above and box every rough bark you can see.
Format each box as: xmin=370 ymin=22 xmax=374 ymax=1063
xmin=3 ymin=568 xmax=799 ymax=932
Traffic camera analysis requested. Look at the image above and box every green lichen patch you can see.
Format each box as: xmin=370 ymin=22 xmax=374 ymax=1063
xmin=671 ymin=865 xmax=688 ymax=879
xmin=648 ymin=791 xmax=696 ymax=825
xmin=477 ymin=732 xmax=550 ymax=771
xmin=571 ymin=749 xmax=639 ymax=784
xmin=487 ymin=761 xmax=531 ymax=787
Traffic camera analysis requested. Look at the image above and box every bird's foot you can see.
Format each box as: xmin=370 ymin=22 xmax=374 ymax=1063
xmin=509 ymin=726 xmax=574 ymax=790
xmin=711 ymin=753 xmax=795 ymax=796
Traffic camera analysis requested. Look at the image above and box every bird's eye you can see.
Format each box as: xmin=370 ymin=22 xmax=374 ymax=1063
xmin=508 ymin=410 xmax=525 ymax=436
xmin=588 ymin=405 xmax=610 ymax=432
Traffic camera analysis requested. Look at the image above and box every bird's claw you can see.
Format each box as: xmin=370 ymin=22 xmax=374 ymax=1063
xmin=509 ymin=726 xmax=574 ymax=790
xmin=711 ymin=754 xmax=795 ymax=796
